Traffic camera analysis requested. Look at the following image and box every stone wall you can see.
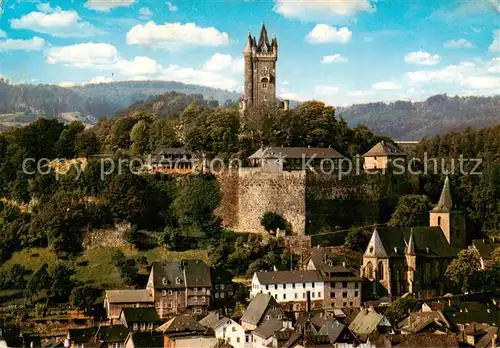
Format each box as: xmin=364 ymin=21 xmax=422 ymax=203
xmin=216 ymin=168 xmax=409 ymax=236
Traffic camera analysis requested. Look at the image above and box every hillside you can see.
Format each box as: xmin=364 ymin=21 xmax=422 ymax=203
xmin=338 ymin=94 xmax=500 ymax=140
xmin=0 ymin=79 xmax=240 ymax=126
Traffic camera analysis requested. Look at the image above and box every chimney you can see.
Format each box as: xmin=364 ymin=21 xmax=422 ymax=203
xmin=306 ymin=291 xmax=311 ymax=313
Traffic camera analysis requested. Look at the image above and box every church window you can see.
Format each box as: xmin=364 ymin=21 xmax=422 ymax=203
xmin=378 ymin=261 xmax=384 ymax=280
xmin=438 ymin=216 xmax=442 ymax=226
xmin=366 ymin=262 xmax=373 ymax=279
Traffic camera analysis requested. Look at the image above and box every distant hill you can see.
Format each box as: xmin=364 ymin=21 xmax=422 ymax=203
xmin=0 ymin=79 xmax=241 ymax=125
xmin=337 ymin=94 xmax=500 ymax=140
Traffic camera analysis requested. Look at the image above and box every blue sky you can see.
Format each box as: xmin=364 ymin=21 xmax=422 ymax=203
xmin=0 ymin=0 xmax=498 ymax=105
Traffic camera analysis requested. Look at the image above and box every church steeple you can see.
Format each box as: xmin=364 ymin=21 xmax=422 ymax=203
xmin=364 ymin=228 xmax=388 ymax=258
xmin=431 ymin=176 xmax=453 ymax=213
xmin=406 ymin=230 xmax=416 ymax=256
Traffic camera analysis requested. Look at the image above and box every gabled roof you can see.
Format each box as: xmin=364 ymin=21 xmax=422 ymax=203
xmin=248 ymin=146 xmax=344 ymax=160
xmin=93 ymin=325 xmax=129 ymax=343
xmin=431 ymin=176 xmax=453 ymax=213
xmin=150 ymin=260 xmax=211 ymax=290
xmin=255 ymin=270 xmax=322 ymax=285
xmin=105 ymin=289 xmax=153 ymax=303
xmin=120 ymin=307 xmax=161 ymax=324
xmin=273 ymin=329 xmax=301 ymax=348
xmin=364 ymin=228 xmax=388 ymax=258
xmin=318 ymin=319 xmax=347 ymax=343
xmin=241 ymin=293 xmax=281 ymax=326
xmin=252 ymin=319 xmax=284 ymax=339
xmin=125 ymin=332 xmax=164 ymax=348
xmin=199 ymin=311 xmax=221 ymax=329
xmin=399 ymin=311 xmax=449 ymax=334
xmin=157 ymin=314 xmax=208 ymax=334
xmin=348 ymin=310 xmax=388 ymax=335
xmin=362 ymin=141 xmax=405 ymax=157
xmin=365 ymin=227 xmax=461 ymax=258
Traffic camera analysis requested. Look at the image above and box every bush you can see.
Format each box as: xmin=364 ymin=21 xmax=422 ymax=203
xmin=260 ymin=212 xmax=288 ymax=234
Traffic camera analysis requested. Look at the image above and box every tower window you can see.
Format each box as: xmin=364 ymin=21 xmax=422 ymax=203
xmin=262 ymin=66 xmax=269 ymax=74
xmin=262 ymin=83 xmax=267 ymax=89
xmin=438 ymin=216 xmax=442 ymax=226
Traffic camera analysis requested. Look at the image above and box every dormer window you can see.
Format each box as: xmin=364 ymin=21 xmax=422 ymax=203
xmin=176 ymin=277 xmax=181 ymax=284
xmin=162 ymin=277 xmax=168 ymax=285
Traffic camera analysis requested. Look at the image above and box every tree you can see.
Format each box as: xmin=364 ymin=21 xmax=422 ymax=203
xmin=172 ymin=174 xmax=221 ymax=235
xmin=385 ymin=297 xmax=418 ymax=325
xmin=26 ymin=263 xmax=51 ymax=301
xmin=345 ymin=228 xmax=369 ymax=252
xmin=389 ymin=195 xmax=432 ymax=228
xmin=7 ymin=264 xmax=27 ymax=290
xmin=445 ymin=249 xmax=481 ymax=293
xmin=260 ymin=212 xmax=287 ymax=234
xmin=74 ymin=130 xmax=99 ymax=158
xmin=113 ymin=251 xmax=138 ymax=285
xmin=130 ymin=119 xmax=150 ymax=155
xmin=53 ymin=122 xmax=85 ymax=158
xmin=70 ymin=286 xmax=102 ymax=313
xmin=51 ymin=263 xmax=74 ymax=302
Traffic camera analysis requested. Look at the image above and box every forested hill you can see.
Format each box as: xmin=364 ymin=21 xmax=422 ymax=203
xmin=0 ymin=79 xmax=240 ymax=123
xmin=338 ymin=94 xmax=500 ymax=140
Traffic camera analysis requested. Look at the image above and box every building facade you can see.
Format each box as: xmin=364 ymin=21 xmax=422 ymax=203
xmin=250 ymin=270 xmax=325 ymax=311
xmin=243 ymin=24 xmax=277 ymax=108
xmin=360 ymin=177 xmax=466 ymax=297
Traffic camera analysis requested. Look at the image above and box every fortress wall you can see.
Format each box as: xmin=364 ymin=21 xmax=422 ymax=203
xmin=214 ymin=168 xmax=240 ymax=228
xmin=235 ymin=168 xmax=307 ymax=234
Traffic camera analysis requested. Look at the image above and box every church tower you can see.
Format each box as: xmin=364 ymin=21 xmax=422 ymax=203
xmin=243 ymin=24 xmax=278 ymax=108
xmin=429 ymin=176 xmax=466 ymax=249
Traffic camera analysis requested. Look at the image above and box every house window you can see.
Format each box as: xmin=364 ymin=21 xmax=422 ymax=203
xmin=193 ymin=296 xmax=198 ymax=303
xmin=215 ymin=284 xmax=220 ymax=289
xmin=168 ymin=290 xmax=173 ymax=296
xmin=283 ymin=294 xmax=286 ymax=300
xmin=318 ymin=292 xmax=321 ymax=298
xmin=438 ymin=216 xmax=442 ymax=226
xmin=294 ymin=293 xmax=298 ymax=299
xmin=202 ymin=287 xmax=206 ymax=292
xmin=215 ymin=292 xmax=219 ymax=298
xmin=292 ymin=284 xmax=296 ymax=289
xmin=168 ymin=301 xmax=173 ymax=308
xmin=229 ymin=291 xmax=233 ymax=296
xmin=140 ymin=322 xmax=146 ymax=331
xmin=148 ymin=322 xmax=153 ymax=330
xmin=355 ymin=291 xmax=359 ymax=297
xmin=237 ymin=337 xmax=240 ymax=343
xmin=194 ymin=308 xmax=202 ymax=314
xmin=162 ymin=277 xmax=168 ymax=285
xmin=265 ymin=315 xmax=271 ymax=320
xmin=275 ymin=285 xmax=278 ymax=290
xmin=312 ymin=292 xmax=315 ymax=298
xmin=278 ymin=315 xmax=283 ymax=319
xmin=312 ymin=283 xmax=315 ymax=288
xmin=342 ymin=281 xmax=347 ymax=288
xmin=194 ymin=287 xmax=198 ymax=292
xmin=283 ymin=284 xmax=286 ymax=289
xmin=201 ymin=296 xmax=205 ymax=302
xmin=223 ymin=327 xmax=227 ymax=334
xmin=232 ymin=327 xmax=236 ymax=332
xmin=155 ymin=301 xmax=160 ymax=308
xmin=303 ymin=293 xmax=305 ymax=298
xmin=221 ymin=284 xmax=225 ymax=290
xmin=133 ymin=323 xmax=138 ymax=331
xmin=162 ymin=290 xmax=167 ymax=296
xmin=221 ymin=292 xmax=225 ymax=298
xmin=343 ymin=292 xmax=347 ymax=298
xmin=303 ymin=283 xmax=306 ymax=288
xmin=176 ymin=277 xmax=181 ymax=284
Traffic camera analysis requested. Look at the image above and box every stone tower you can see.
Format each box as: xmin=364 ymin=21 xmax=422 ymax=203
xmin=429 ymin=176 xmax=466 ymax=249
xmin=243 ymin=24 xmax=278 ymax=108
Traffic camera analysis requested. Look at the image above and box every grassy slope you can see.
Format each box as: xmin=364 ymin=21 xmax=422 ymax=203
xmin=0 ymin=246 xmax=208 ymax=305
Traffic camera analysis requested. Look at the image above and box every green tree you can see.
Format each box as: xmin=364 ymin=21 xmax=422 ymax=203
xmin=53 ymin=122 xmax=85 ymax=158
xmin=445 ymin=249 xmax=481 ymax=293
xmin=70 ymin=286 xmax=102 ymax=313
xmin=130 ymin=119 xmax=150 ymax=155
xmin=260 ymin=212 xmax=287 ymax=234
xmin=74 ymin=130 xmax=99 ymax=158
xmin=389 ymin=195 xmax=432 ymax=228
xmin=385 ymin=297 xmax=418 ymax=325
xmin=345 ymin=228 xmax=369 ymax=252
xmin=51 ymin=263 xmax=74 ymax=302
xmin=7 ymin=264 xmax=27 ymax=290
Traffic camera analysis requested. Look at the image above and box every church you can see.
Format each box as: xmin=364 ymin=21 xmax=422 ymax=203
xmin=360 ymin=177 xmax=467 ymax=298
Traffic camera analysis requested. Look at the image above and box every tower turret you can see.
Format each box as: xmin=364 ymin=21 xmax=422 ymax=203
xmin=430 ymin=176 xmax=466 ymax=249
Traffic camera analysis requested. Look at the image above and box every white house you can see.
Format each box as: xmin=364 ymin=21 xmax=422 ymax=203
xmin=251 ymin=270 xmax=325 ymax=311
xmin=213 ymin=317 xmax=252 ymax=348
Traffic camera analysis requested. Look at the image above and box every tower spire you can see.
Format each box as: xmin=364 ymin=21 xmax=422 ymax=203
xmin=406 ymin=229 xmax=416 ymax=255
xmin=431 ymin=176 xmax=453 ymax=213
xmin=364 ymin=228 xmax=388 ymax=258
xmin=257 ymin=23 xmax=270 ymax=52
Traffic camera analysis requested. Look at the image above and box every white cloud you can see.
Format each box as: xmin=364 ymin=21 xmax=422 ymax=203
xmin=314 ymin=85 xmax=340 ymax=95
xmin=346 ymin=90 xmax=375 ymax=97
xmin=406 ymin=60 xmax=500 ymax=93
xmin=0 ymin=29 xmax=6 ymax=38
xmin=487 ymin=57 xmax=500 ymax=74
xmin=139 ymin=7 xmax=153 ymax=20
xmin=84 ymin=0 xmax=135 ymax=12
xmin=10 ymin=6 xmax=102 ymax=37
xmin=372 ymin=81 xmax=401 ymax=90
xmin=489 ymin=29 xmax=500 ymax=52
xmin=46 ymin=42 xmax=241 ymax=91
xmin=306 ymin=25 xmax=352 ymax=44
xmin=126 ymin=22 xmax=230 ymax=50
xmin=36 ymin=3 xmax=53 ymax=13
xmin=58 ymin=81 xmax=76 ymax=87
xmin=203 ymin=53 xmax=243 ymax=73
xmin=404 ymin=50 xmax=441 ymax=66
xmin=86 ymin=76 xmax=113 ymax=84
xmin=46 ymin=43 xmax=120 ymax=68
xmin=443 ymin=38 xmax=474 ymax=49
xmin=321 ymin=54 xmax=348 ymax=63
xmin=0 ymin=36 xmax=45 ymax=51
xmin=279 ymin=91 xmax=303 ymax=101
xmin=166 ymin=2 xmax=178 ymax=12
xmin=274 ymin=0 xmax=375 ymax=21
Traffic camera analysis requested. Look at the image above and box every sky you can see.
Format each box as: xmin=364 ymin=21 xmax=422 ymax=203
xmin=0 ymin=0 xmax=498 ymax=106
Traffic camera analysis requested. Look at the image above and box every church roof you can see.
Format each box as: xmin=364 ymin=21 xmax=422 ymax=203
xmin=431 ymin=176 xmax=453 ymax=213
xmin=365 ymin=227 xmax=461 ymax=258
xmin=364 ymin=228 xmax=388 ymax=258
